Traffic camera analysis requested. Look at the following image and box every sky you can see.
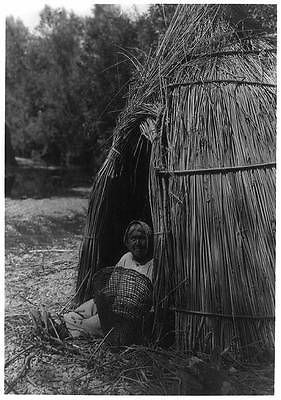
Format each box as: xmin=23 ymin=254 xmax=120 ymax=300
xmin=4 ymin=0 xmax=278 ymax=31
xmin=3 ymin=0 xmax=150 ymax=30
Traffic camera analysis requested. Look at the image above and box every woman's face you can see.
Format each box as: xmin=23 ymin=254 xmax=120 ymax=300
xmin=127 ymin=226 xmax=148 ymax=263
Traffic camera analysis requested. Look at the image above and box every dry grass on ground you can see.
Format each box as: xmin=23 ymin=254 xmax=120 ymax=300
xmin=4 ymin=194 xmax=274 ymax=395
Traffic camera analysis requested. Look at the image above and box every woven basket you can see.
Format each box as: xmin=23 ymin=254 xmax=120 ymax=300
xmin=92 ymin=266 xmax=153 ymax=346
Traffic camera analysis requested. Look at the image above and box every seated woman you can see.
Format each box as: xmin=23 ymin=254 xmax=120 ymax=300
xmin=60 ymin=220 xmax=154 ymax=339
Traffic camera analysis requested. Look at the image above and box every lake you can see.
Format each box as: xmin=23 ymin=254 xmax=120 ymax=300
xmin=5 ymin=158 xmax=93 ymax=199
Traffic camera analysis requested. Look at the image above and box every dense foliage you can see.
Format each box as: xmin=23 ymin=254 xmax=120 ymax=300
xmin=5 ymin=4 xmax=276 ymax=171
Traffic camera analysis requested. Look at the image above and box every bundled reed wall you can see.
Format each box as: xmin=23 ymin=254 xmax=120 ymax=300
xmin=77 ymin=4 xmax=276 ymax=359
xmin=148 ymin=5 xmax=276 ymax=358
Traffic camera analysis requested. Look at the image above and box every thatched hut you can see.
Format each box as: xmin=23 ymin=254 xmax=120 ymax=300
xmin=76 ymin=5 xmax=276 ymax=359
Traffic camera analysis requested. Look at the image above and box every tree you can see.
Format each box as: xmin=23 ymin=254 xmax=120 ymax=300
xmin=246 ymin=5 xmax=276 ymax=32
xmin=6 ymin=4 xmax=276 ymax=168
xmin=24 ymin=6 xmax=86 ymax=164
xmin=134 ymin=5 xmax=177 ymax=53
xmin=80 ymin=5 xmax=138 ymax=157
xmin=5 ymin=16 xmax=31 ymax=155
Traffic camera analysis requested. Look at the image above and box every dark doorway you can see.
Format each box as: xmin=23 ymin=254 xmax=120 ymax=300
xmin=99 ymin=135 xmax=152 ymax=267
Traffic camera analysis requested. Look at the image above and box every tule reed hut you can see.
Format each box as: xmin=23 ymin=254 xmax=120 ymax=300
xmin=76 ymin=4 xmax=276 ymax=359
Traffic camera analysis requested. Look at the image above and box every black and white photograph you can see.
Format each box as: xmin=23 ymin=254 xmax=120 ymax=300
xmin=4 ymin=2 xmax=277 ymax=395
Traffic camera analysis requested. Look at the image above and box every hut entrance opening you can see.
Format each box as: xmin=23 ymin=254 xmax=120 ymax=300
xmin=98 ymin=134 xmax=152 ymax=268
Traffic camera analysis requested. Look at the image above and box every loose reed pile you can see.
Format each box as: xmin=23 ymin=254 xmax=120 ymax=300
xmin=6 ymin=312 xmax=274 ymax=394
xmin=77 ymin=5 xmax=276 ymax=359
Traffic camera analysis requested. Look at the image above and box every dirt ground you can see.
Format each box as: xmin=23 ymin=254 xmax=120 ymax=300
xmin=5 ymin=189 xmax=275 ymax=395
xmin=5 ymin=192 xmax=95 ymax=394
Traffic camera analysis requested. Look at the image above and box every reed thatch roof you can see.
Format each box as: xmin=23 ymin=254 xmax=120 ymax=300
xmin=76 ymin=4 xmax=276 ymax=359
